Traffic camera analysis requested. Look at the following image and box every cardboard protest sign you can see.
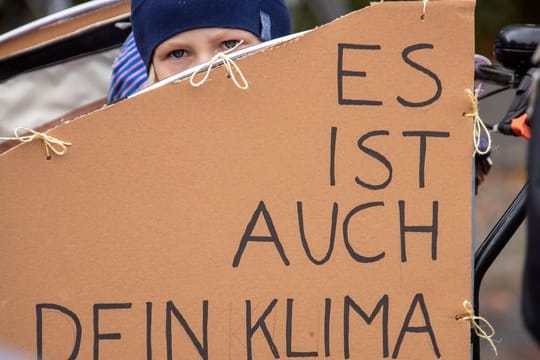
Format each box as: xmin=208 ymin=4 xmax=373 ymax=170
xmin=0 ymin=1 xmax=475 ymax=359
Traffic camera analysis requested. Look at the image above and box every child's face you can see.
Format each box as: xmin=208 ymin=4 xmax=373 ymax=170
xmin=152 ymin=28 xmax=261 ymax=81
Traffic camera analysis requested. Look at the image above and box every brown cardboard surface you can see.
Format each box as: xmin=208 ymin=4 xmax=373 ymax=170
xmin=0 ymin=98 xmax=107 ymax=155
xmin=0 ymin=1 xmax=129 ymax=59
xmin=0 ymin=1 xmax=475 ymax=358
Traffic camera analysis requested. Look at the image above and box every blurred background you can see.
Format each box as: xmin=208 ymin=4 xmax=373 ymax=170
xmin=1 ymin=0 xmax=540 ymax=358
xmin=2 ymin=0 xmax=540 ymax=58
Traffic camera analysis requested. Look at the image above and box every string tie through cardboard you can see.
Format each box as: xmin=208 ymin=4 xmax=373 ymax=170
xmin=464 ymin=88 xmax=491 ymax=156
xmin=0 ymin=127 xmax=71 ymax=160
xmin=190 ymin=40 xmax=249 ymax=90
xmin=421 ymin=0 xmax=429 ymax=20
xmin=456 ymin=300 xmax=499 ymax=356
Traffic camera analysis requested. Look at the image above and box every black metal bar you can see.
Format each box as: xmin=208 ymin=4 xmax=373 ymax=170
xmin=0 ymin=16 xmax=131 ymax=82
xmin=472 ymin=183 xmax=528 ymax=359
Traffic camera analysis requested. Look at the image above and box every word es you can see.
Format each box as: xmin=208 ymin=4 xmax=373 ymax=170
xmin=337 ymin=43 xmax=442 ymax=107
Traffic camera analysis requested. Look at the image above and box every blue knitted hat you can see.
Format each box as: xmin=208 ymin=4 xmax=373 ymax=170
xmin=131 ymin=0 xmax=291 ymax=70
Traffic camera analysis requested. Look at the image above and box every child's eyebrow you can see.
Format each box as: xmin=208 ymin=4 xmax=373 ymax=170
xmin=158 ymin=39 xmax=189 ymax=50
xmin=211 ymin=29 xmax=253 ymax=40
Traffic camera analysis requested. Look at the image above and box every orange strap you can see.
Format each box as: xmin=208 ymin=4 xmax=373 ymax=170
xmin=511 ymin=113 xmax=531 ymax=140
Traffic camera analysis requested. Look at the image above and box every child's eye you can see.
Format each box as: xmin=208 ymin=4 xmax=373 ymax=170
xmin=169 ymin=49 xmax=187 ymax=59
xmin=222 ymin=40 xmax=240 ymax=50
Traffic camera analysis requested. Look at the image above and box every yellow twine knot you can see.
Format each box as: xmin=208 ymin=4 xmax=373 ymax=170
xmin=0 ymin=127 xmax=71 ymax=160
xmin=190 ymin=40 xmax=249 ymax=90
xmin=464 ymin=88 xmax=491 ymax=156
xmin=421 ymin=0 xmax=429 ymax=20
xmin=456 ymin=300 xmax=498 ymax=356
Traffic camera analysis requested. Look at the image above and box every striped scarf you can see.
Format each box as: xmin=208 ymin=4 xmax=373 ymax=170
xmin=107 ymin=32 xmax=148 ymax=104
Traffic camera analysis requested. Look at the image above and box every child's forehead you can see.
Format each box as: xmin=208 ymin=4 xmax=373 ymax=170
xmin=158 ymin=28 xmax=258 ymax=46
